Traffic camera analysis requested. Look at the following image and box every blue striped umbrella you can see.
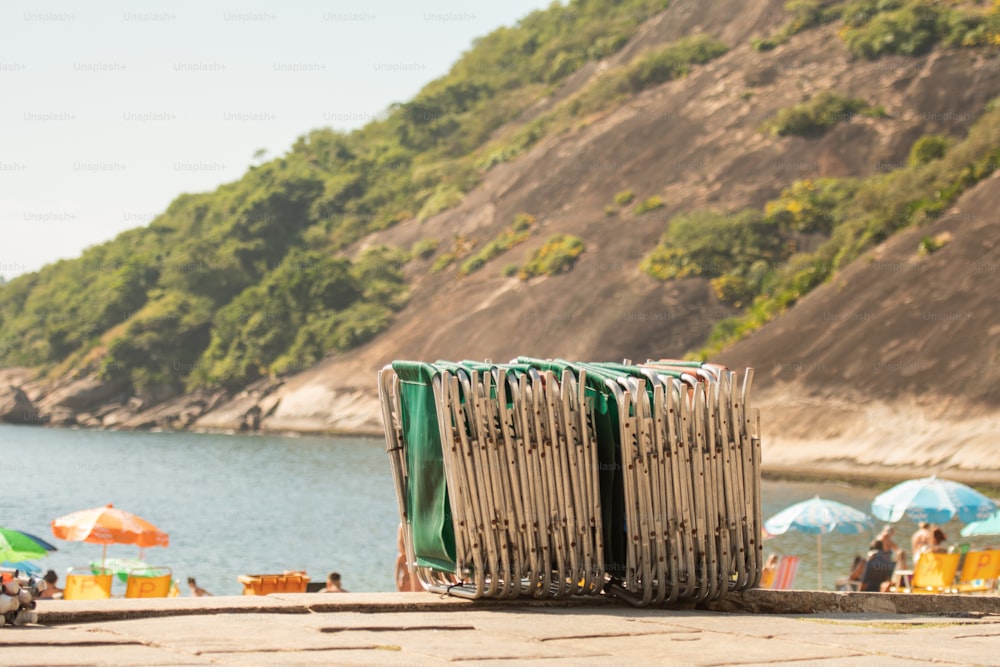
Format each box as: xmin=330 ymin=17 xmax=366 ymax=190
xmin=764 ymin=496 xmax=873 ymax=589
xmin=871 ymin=475 xmax=997 ymax=525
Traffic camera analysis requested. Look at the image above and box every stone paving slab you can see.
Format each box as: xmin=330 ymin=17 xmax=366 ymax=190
xmin=734 ymin=657 xmax=934 ymax=667
xmin=793 ymin=616 xmax=1000 ymax=666
xmin=0 ymin=645 xmax=209 ymax=667
xmin=0 ymin=625 xmax=212 ymax=666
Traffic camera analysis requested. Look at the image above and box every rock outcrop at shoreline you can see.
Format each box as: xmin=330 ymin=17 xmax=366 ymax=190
xmin=0 ymin=366 xmax=382 ymax=437
xmin=4 ymin=362 xmax=1000 ymax=485
xmin=0 ymin=370 xmax=227 ymax=432
xmin=0 ymin=384 xmax=39 ymax=425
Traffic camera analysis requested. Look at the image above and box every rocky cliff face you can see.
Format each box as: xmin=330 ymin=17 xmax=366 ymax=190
xmin=716 ymin=174 xmax=1000 ymax=484
xmin=6 ymin=1 xmax=1000 ymax=481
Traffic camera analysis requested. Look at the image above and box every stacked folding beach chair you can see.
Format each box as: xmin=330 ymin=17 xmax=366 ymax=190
xmin=379 ymin=358 xmax=762 ymax=606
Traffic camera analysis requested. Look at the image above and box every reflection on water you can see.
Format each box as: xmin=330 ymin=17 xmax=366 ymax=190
xmin=2 ymin=425 xmax=995 ymax=594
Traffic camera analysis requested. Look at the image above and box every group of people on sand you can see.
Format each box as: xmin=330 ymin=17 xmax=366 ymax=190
xmin=34 ymin=520 xmax=960 ymax=598
xmin=845 ymin=522 xmax=950 ymax=591
xmin=30 ymin=571 xmax=347 ymax=597
xmin=34 ymin=571 xmax=217 ymax=599
xmin=39 ymin=523 xmax=411 ymax=598
xmin=31 ymin=571 xmax=212 ymax=599
xmin=38 ymin=523 xmax=403 ymax=597
xmin=31 ymin=521 xmax=436 ymax=599
xmin=191 ymin=573 xmax=347 ymax=594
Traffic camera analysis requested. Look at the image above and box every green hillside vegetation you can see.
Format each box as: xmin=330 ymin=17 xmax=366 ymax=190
xmin=0 ymin=0 xmax=673 ymax=393
xmin=519 ymin=234 xmax=586 ymax=279
xmin=459 ymin=213 xmax=536 ymax=276
xmin=430 ymin=235 xmax=476 ymax=274
xmin=634 ymin=196 xmax=666 ymax=215
xmin=751 ymin=0 xmax=844 ymax=51
xmin=476 ymin=34 xmax=729 ymax=170
xmin=763 ymin=92 xmax=887 ymax=137
xmin=752 ymin=0 xmax=1000 ymax=56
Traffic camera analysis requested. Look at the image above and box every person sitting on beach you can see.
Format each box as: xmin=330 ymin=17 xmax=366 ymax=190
xmin=187 ymin=577 xmax=213 ymax=597
xmin=37 ymin=570 xmax=62 ymax=599
xmin=911 ymin=522 xmax=934 ymax=556
xmin=835 ymin=555 xmax=867 ymax=591
xmin=323 ymin=572 xmax=347 ymax=593
xmin=894 ymin=548 xmax=908 ymax=572
xmin=877 ymin=525 xmax=899 ymax=554
xmin=759 ymin=553 xmax=780 ymax=588
xmin=848 ymin=555 xmax=866 ymax=582
xmin=859 ymin=539 xmax=895 ymax=592
xmin=930 ymin=527 xmax=948 ymax=553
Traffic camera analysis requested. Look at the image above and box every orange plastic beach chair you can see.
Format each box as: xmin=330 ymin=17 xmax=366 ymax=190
xmin=237 ymin=572 xmax=310 ymax=595
xmin=951 ymin=550 xmax=1000 ymax=594
xmin=63 ymin=567 xmax=113 ymax=600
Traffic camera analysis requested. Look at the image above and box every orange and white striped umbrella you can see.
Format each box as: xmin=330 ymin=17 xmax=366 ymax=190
xmin=51 ymin=504 xmax=169 ymax=565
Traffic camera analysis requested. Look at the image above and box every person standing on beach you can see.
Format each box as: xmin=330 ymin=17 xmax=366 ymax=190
xmin=930 ymin=526 xmax=948 ymax=553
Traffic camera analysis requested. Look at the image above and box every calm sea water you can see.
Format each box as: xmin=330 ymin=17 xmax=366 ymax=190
xmin=1 ymin=424 xmax=995 ymax=595
xmin=0 ymin=424 xmax=399 ymax=596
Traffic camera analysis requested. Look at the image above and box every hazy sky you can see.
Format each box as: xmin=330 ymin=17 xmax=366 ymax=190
xmin=0 ymin=0 xmax=554 ymax=279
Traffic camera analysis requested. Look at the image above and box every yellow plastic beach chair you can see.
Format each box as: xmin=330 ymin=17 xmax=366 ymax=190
xmin=125 ymin=566 xmax=173 ymax=598
xmin=901 ymin=552 xmax=961 ymax=594
xmin=951 ymin=550 xmax=1000 ymax=594
xmin=63 ymin=567 xmax=113 ymax=600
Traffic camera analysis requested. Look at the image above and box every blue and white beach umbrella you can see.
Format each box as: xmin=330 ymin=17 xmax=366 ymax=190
xmin=764 ymin=496 xmax=873 ymax=589
xmin=961 ymin=509 xmax=1000 ymax=538
xmin=871 ymin=475 xmax=997 ymax=525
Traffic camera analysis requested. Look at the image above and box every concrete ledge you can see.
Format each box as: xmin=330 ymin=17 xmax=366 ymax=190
xmin=32 ymin=589 xmax=1000 ymax=626
xmin=708 ymin=589 xmax=1000 ymax=615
